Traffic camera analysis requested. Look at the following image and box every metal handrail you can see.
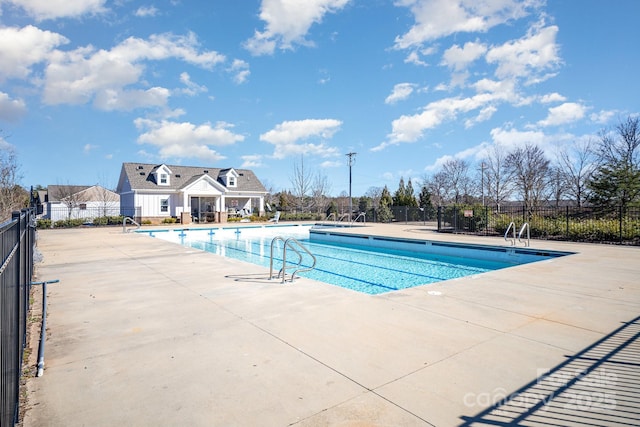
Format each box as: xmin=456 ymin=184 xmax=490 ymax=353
xmin=504 ymin=221 xmax=516 ymax=246
xmin=122 ymin=216 xmax=140 ymax=233
xmin=338 ymin=213 xmax=350 ymax=222
xmin=518 ymin=222 xmax=530 ymax=247
xmin=325 ymin=212 xmax=337 ymax=222
xmin=269 ymin=236 xmax=316 ymax=283
xmin=352 ymin=212 xmax=366 ymax=223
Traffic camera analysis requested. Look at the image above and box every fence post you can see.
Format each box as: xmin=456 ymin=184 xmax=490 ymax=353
xmin=437 ymin=206 xmax=442 ymax=231
xmin=566 ymin=206 xmax=569 ymax=240
xmin=619 ymin=205 xmax=623 ymax=244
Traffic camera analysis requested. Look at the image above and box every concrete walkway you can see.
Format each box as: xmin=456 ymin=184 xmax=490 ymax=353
xmin=23 ymin=224 xmax=640 ymax=426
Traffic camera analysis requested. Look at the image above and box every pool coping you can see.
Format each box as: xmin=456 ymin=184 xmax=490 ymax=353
xmin=24 ymin=222 xmax=640 ymax=426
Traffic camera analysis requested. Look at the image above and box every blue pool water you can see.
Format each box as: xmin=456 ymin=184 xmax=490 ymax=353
xmin=139 ymin=225 xmax=568 ymax=295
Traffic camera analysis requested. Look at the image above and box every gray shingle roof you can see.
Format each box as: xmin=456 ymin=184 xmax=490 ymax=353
xmin=120 ymin=162 xmax=267 ymax=193
xmin=47 ymin=185 xmax=92 ymax=202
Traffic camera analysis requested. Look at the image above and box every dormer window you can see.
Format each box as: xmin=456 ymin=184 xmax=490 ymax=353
xmin=222 ymin=168 xmax=239 ymax=187
xmin=153 ymin=164 xmax=172 ymax=186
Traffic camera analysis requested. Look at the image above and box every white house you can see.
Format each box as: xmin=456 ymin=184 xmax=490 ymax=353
xmin=116 ymin=162 xmax=269 ymax=223
xmin=43 ymin=185 xmax=121 ymax=222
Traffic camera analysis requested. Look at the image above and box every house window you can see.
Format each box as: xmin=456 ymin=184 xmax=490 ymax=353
xmin=160 ymin=173 xmax=168 ymax=184
xmin=79 ymin=203 xmax=87 ymax=210
xmin=160 ymin=199 xmax=169 ymax=213
xmin=228 ymin=177 xmax=236 ymax=187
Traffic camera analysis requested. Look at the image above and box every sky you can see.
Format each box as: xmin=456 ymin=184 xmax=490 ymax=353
xmin=1 ymin=0 xmax=639 ymax=197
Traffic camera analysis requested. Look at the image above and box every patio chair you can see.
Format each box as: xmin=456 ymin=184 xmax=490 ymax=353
xmin=269 ymin=211 xmax=280 ymax=224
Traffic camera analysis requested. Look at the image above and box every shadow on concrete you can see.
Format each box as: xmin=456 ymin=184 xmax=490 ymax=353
xmin=459 ymin=315 xmax=640 ymax=426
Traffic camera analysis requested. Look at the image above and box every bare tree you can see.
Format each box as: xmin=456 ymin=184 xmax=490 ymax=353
xmin=52 ymin=184 xmax=89 ymax=219
xmin=505 ymin=144 xmax=550 ymax=211
xmin=290 ymin=155 xmax=313 ymax=212
xmin=481 ymin=144 xmax=513 ymax=211
xmin=441 ymin=159 xmax=471 ymax=204
xmin=0 ymin=147 xmax=25 ymax=220
xmin=547 ymin=166 xmax=568 ymax=207
xmin=95 ymin=185 xmax=119 ymax=216
xmin=310 ymin=172 xmax=331 ymax=214
xmin=424 ymin=171 xmax=448 ymax=206
xmin=556 ymin=139 xmax=596 ymax=207
xmin=364 ymin=186 xmax=382 ymax=208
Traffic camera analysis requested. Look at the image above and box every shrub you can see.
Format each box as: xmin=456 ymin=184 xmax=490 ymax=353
xmin=36 ymin=219 xmax=51 ymax=229
xmin=162 ymin=217 xmax=177 ymax=224
xmin=54 ymin=218 xmax=85 ymax=228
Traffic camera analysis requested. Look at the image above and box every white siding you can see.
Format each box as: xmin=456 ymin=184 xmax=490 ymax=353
xmin=135 ymin=193 xmax=172 ymax=217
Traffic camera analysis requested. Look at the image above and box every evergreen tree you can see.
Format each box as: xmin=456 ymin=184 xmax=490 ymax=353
xmin=378 ymin=185 xmax=394 ymax=222
xmin=405 ymin=179 xmax=418 ymax=207
xmin=358 ymin=196 xmax=372 ymax=212
xmin=393 ymin=177 xmax=406 ymax=206
xmin=418 ymin=184 xmax=435 ymax=218
xmin=380 ymin=185 xmax=393 ymax=207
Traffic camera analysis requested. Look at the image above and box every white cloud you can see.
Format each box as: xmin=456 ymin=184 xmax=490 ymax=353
xmin=83 ymin=143 xmax=98 ymax=154
xmin=177 ymin=72 xmax=207 ymax=96
xmin=94 ymin=87 xmax=170 ymax=111
xmin=241 ymin=154 xmax=264 ymax=168
xmin=538 ymin=102 xmax=586 ymax=127
xmin=489 ymin=126 xmax=547 ymax=150
xmin=260 ymin=118 xmax=342 ymax=159
xmin=441 ymin=41 xmax=487 ymax=71
xmin=0 ymin=25 xmax=68 ymax=81
xmin=0 ymin=92 xmax=27 ymax=122
xmin=320 ymin=160 xmax=342 ymax=168
xmin=42 ymin=32 xmax=225 ymax=110
xmin=135 ymin=6 xmax=159 ymax=17
xmin=228 ymin=59 xmax=250 ymax=84
xmin=244 ymin=0 xmax=351 ymax=55
xmin=539 ymin=92 xmax=566 ymax=103
xmin=4 ymin=0 xmax=107 ymax=21
xmin=394 ymin=0 xmax=539 ymax=50
xmin=385 ymin=83 xmax=416 ymax=104
xmin=404 ymin=51 xmax=429 ymax=67
xmin=134 ymin=118 xmax=244 ymax=161
xmin=486 ymin=24 xmax=561 ymax=83
xmin=590 ymin=110 xmax=616 ymax=124
xmin=377 ymin=84 xmax=516 ymax=150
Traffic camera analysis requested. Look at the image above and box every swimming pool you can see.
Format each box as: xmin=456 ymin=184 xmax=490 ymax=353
xmin=138 ymin=225 xmax=571 ymax=295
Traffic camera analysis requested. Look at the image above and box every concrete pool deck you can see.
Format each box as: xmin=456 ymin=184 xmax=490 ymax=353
xmin=23 ymin=223 xmax=640 ymax=426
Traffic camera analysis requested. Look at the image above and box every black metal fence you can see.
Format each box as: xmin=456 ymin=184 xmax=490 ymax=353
xmin=436 ymin=205 xmax=640 ymax=245
xmin=1 ymin=209 xmax=35 ymax=426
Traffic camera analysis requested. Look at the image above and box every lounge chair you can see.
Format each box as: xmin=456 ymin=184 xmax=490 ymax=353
xmin=269 ymin=211 xmax=280 ymax=224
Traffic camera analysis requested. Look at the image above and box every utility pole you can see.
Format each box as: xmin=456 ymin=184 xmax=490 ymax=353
xmin=346 ymin=152 xmax=357 ymax=221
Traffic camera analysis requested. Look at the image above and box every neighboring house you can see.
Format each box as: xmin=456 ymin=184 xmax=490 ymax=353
xmin=116 ymin=162 xmax=268 ymax=223
xmin=43 ymin=185 xmax=121 ymax=222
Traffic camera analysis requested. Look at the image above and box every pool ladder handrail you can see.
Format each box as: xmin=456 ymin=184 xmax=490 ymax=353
xmin=269 ymin=236 xmax=317 ymax=283
xmin=518 ymin=222 xmax=530 ymax=247
xmin=122 ymin=216 xmax=141 ymax=233
xmin=504 ymin=221 xmax=516 ymax=245
xmin=352 ymin=212 xmax=366 ymax=224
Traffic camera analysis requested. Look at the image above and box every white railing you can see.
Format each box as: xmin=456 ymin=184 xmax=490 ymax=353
xmin=504 ymin=221 xmax=516 ymax=246
xmin=122 ymin=216 xmax=140 ymax=233
xmin=518 ymin=222 xmax=530 ymax=247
